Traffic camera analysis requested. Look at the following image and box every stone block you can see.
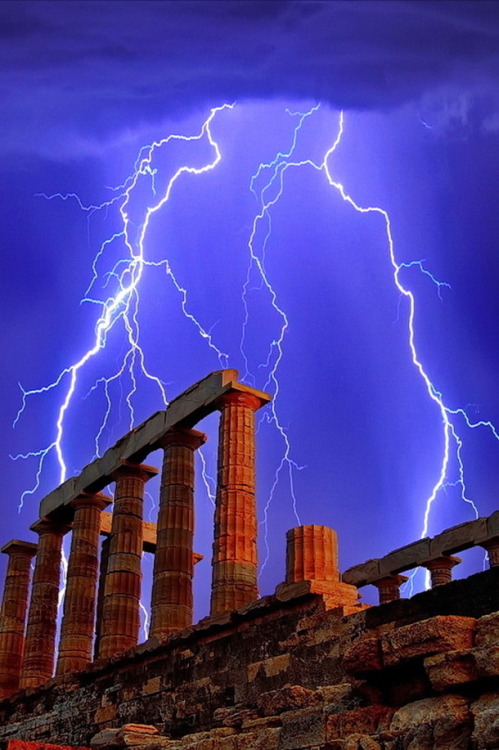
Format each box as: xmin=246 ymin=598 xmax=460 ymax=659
xmin=424 ymin=650 xmax=478 ymax=691
xmin=280 ymin=707 xmax=325 ymax=749
xmin=342 ymin=633 xmax=383 ymax=676
xmin=94 ymin=705 xmax=118 ymax=725
xmin=247 ymin=654 xmax=290 ymax=682
xmin=213 ymin=708 xmax=259 ymax=727
xmin=390 ymin=694 xmax=472 ymax=749
xmin=257 ymin=685 xmax=321 ymax=715
xmin=342 ymin=560 xmax=380 ymax=587
xmin=430 ymin=518 xmax=487 ymax=556
xmin=486 ymin=510 xmax=499 ymax=537
xmin=475 ymin=611 xmax=499 ymax=647
xmin=325 ymin=736 xmax=382 ymax=750
xmin=472 ymin=644 xmax=499 ymax=679
xmin=378 ymin=539 xmax=431 ymax=576
xmin=235 ymin=728 xmax=280 ymax=750
xmin=141 ymin=678 xmax=161 ymax=696
xmin=326 ymin=706 xmax=394 ymax=740
xmin=381 ymin=616 xmax=476 ymax=667
xmin=91 ymin=724 xmax=163 ymax=748
xmin=471 ymin=693 xmax=499 ymax=750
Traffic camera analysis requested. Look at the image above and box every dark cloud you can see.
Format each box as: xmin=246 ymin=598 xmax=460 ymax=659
xmin=1 ymin=0 xmax=499 ymax=154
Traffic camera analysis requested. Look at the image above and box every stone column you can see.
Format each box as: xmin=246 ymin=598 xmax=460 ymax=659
xmin=98 ymin=462 xmax=157 ymax=660
xmin=481 ymin=537 xmax=499 ymax=567
xmin=423 ymin=555 xmax=461 ymax=587
xmin=285 ymin=525 xmax=339 ymax=583
xmin=57 ymin=493 xmax=111 ymax=675
xmin=373 ymin=574 xmax=408 ymax=605
xmin=94 ymin=536 xmax=111 ymax=660
xmin=0 ymin=540 xmax=37 ymax=699
xmin=150 ymin=428 xmax=206 ymax=639
xmin=210 ymin=390 xmax=268 ymax=616
xmin=20 ymin=518 xmax=69 ymax=690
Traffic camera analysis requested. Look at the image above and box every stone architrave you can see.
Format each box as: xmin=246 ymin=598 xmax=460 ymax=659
xmin=57 ymin=493 xmax=111 ymax=675
xmin=149 ymin=429 xmax=206 ymax=639
xmin=20 ymin=518 xmax=69 ymax=689
xmin=373 ymin=574 xmax=409 ymax=605
xmin=0 ymin=540 xmax=37 ymax=699
xmin=97 ymin=463 xmax=157 ymax=660
xmin=423 ymin=555 xmax=461 ymax=587
xmin=210 ymin=389 xmax=269 ymax=616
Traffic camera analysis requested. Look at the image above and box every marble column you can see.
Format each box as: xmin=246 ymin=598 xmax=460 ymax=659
xmin=0 ymin=540 xmax=37 ymax=699
xmin=285 ymin=525 xmax=339 ymax=584
xmin=150 ymin=429 xmax=206 ymax=639
xmin=97 ymin=462 xmax=157 ymax=660
xmin=57 ymin=493 xmax=111 ymax=675
xmin=423 ymin=555 xmax=461 ymax=587
xmin=373 ymin=573 xmax=408 ymax=605
xmin=20 ymin=518 xmax=69 ymax=689
xmin=210 ymin=389 xmax=267 ymax=616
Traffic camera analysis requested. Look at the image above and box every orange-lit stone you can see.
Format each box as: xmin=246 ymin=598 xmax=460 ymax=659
xmin=56 ymin=493 xmax=111 ymax=675
xmin=373 ymin=574 xmax=409 ymax=605
xmin=210 ymin=390 xmax=268 ymax=616
xmin=150 ymin=429 xmax=206 ymax=639
xmin=97 ymin=463 xmax=157 ymax=660
xmin=0 ymin=540 xmax=37 ymax=699
xmin=285 ymin=525 xmax=340 ymax=584
xmin=20 ymin=519 xmax=70 ymax=689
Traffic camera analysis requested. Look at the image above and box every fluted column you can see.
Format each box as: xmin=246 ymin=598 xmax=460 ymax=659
xmin=423 ymin=555 xmax=461 ymax=587
xmin=20 ymin=518 xmax=69 ymax=689
xmin=94 ymin=536 xmax=110 ymax=660
xmin=210 ymin=389 xmax=268 ymax=616
xmin=285 ymin=525 xmax=339 ymax=584
xmin=0 ymin=540 xmax=37 ymax=699
xmin=150 ymin=429 xmax=206 ymax=639
xmin=373 ymin=574 xmax=408 ymax=605
xmin=98 ymin=462 xmax=157 ymax=660
xmin=57 ymin=493 xmax=111 ymax=675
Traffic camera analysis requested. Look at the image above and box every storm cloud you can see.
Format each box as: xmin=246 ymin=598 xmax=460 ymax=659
xmin=2 ymin=0 xmax=499 ymax=154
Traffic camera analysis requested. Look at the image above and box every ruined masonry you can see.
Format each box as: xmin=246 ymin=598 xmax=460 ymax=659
xmin=0 ymin=369 xmax=497 ymax=750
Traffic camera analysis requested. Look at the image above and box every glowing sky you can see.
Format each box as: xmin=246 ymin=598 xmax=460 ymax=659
xmin=1 ymin=1 xmax=499 ymax=616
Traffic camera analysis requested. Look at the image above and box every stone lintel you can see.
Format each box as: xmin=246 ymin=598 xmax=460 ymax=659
xmin=1 ymin=540 xmax=37 ymax=557
xmin=342 ymin=559 xmax=381 ymax=587
xmin=486 ymin=510 xmax=499 ymax=537
xmin=377 ymin=538 xmax=431 ymax=576
xmin=39 ymin=369 xmax=271 ymax=518
xmin=430 ymin=517 xmax=488 ymax=556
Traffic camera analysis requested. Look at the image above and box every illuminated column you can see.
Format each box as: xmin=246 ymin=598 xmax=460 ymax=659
xmin=423 ymin=555 xmax=461 ymax=587
xmin=481 ymin=537 xmax=499 ymax=567
xmin=150 ymin=428 xmax=206 ymax=639
xmin=373 ymin=574 xmax=408 ymax=605
xmin=0 ymin=540 xmax=37 ymax=699
xmin=98 ymin=462 xmax=157 ymax=660
xmin=210 ymin=389 xmax=269 ymax=616
xmin=56 ymin=493 xmax=111 ymax=675
xmin=285 ymin=525 xmax=339 ymax=583
xmin=20 ymin=518 xmax=69 ymax=689
xmin=94 ymin=536 xmax=110 ymax=660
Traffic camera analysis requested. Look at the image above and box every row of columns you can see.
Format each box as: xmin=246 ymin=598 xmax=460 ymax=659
xmin=0 ymin=388 xmax=266 ymax=698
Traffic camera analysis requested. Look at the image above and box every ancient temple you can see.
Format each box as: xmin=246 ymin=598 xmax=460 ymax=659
xmin=0 ymin=370 xmax=497 ymax=750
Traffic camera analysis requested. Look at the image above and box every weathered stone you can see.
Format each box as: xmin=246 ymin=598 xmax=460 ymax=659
xmin=280 ymin=707 xmax=325 ymax=749
xmin=326 ymin=706 xmax=394 ymax=740
xmin=150 ymin=429 xmax=206 ymax=639
xmin=424 ymin=650 xmax=478 ymax=691
xmin=390 ymin=694 xmax=472 ymax=749
xmin=471 ymin=693 xmax=499 ymax=749
xmin=213 ymin=708 xmax=259 ymax=728
xmin=472 ymin=644 xmax=499 ymax=679
xmin=372 ymin=575 xmax=408 ymax=605
xmin=257 ymin=685 xmax=321 ymax=715
xmin=423 ymin=555 xmax=461 ymax=587
xmin=342 ymin=632 xmax=383 ymax=676
xmin=91 ymin=724 xmax=166 ymax=749
xmin=234 ymin=728 xmax=280 ymax=749
xmin=378 ymin=538 xmax=432 ymax=576
xmin=475 ymin=610 xmax=499 ymax=647
xmin=381 ymin=616 xmax=476 ymax=667
xmin=0 ymin=540 xmax=37 ymax=698
xmin=210 ymin=390 xmax=269 ymax=616
xmin=285 ymin=526 xmax=340 ymax=584
xmin=342 ymin=559 xmax=381 ymax=587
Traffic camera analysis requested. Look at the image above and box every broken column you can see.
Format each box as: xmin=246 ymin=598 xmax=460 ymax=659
xmin=150 ymin=428 xmax=206 ymax=639
xmin=210 ymin=388 xmax=270 ymax=616
xmin=373 ymin=573 xmax=408 ymax=605
xmin=98 ymin=462 xmax=157 ymax=660
xmin=423 ymin=555 xmax=461 ymax=587
xmin=276 ymin=525 xmax=360 ymax=608
xmin=0 ymin=540 xmax=37 ymax=699
xmin=20 ymin=518 xmax=69 ymax=689
xmin=57 ymin=493 xmax=111 ymax=675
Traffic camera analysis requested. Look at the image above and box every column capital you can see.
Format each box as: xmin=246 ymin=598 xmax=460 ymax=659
xmin=1 ymin=539 xmax=37 ymax=557
xmin=215 ymin=387 xmax=270 ymax=412
xmin=423 ymin=554 xmax=461 ymax=578
xmin=29 ymin=517 xmax=71 ymax=536
xmin=110 ymin=461 xmax=158 ymax=483
xmin=373 ymin=574 xmax=409 ymax=605
xmin=157 ymin=427 xmax=207 ymax=451
xmin=481 ymin=536 xmax=499 ymax=567
xmin=69 ymin=492 xmax=112 ymax=513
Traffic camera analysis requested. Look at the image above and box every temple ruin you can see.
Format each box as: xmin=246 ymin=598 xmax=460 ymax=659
xmin=0 ymin=369 xmax=497 ymax=750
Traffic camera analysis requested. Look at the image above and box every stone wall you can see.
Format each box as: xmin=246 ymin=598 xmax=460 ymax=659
xmin=0 ymin=568 xmax=497 ymax=750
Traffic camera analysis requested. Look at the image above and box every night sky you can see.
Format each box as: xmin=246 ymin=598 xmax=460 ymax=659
xmin=1 ymin=1 xmax=499 ymax=619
